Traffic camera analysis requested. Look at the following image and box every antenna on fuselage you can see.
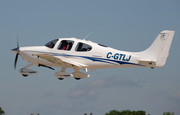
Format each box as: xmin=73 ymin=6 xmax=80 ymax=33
xmin=83 ymin=32 xmax=92 ymax=40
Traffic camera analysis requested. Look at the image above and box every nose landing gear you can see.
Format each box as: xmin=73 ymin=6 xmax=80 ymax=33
xmin=19 ymin=64 xmax=38 ymax=77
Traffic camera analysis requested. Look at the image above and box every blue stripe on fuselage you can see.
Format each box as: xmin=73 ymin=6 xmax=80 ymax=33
xmin=25 ymin=50 xmax=142 ymax=66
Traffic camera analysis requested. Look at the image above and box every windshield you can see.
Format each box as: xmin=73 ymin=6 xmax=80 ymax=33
xmin=45 ymin=39 xmax=59 ymax=48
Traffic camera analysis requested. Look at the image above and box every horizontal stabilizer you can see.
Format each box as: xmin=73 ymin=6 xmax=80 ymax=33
xmin=137 ymin=59 xmax=156 ymax=68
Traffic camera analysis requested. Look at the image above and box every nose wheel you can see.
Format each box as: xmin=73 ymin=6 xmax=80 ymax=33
xmin=22 ymin=74 xmax=28 ymax=77
xmin=58 ymin=78 xmax=64 ymax=80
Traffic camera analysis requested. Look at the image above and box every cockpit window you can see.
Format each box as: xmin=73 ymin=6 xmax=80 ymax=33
xmin=57 ymin=40 xmax=74 ymax=51
xmin=75 ymin=42 xmax=92 ymax=52
xmin=45 ymin=39 xmax=58 ymax=49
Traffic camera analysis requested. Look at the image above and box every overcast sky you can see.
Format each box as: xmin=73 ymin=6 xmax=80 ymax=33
xmin=0 ymin=1 xmax=180 ymax=115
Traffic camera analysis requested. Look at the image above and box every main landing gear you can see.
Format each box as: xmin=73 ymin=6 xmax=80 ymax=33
xmin=55 ymin=64 xmax=90 ymax=80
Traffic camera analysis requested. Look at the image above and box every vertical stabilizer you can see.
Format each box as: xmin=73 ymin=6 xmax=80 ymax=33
xmin=138 ymin=30 xmax=175 ymax=68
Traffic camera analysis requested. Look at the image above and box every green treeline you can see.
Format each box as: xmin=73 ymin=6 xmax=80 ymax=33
xmin=105 ymin=110 xmax=145 ymax=115
xmin=104 ymin=110 xmax=175 ymax=115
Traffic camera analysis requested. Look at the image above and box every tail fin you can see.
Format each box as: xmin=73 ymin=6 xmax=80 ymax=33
xmin=138 ymin=30 xmax=175 ymax=68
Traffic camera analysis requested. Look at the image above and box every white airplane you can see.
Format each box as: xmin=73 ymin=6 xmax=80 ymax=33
xmin=11 ymin=30 xmax=175 ymax=80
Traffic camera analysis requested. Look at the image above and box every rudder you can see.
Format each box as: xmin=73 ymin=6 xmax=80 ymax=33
xmin=156 ymin=30 xmax=175 ymax=67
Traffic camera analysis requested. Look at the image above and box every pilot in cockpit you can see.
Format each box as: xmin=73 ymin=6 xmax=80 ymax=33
xmin=61 ymin=41 xmax=68 ymax=50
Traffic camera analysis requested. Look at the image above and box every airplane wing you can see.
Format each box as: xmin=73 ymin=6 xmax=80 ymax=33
xmin=57 ymin=56 xmax=87 ymax=67
xmin=34 ymin=53 xmax=87 ymax=68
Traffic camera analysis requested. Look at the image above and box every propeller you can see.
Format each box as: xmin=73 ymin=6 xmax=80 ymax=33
xmin=11 ymin=39 xmax=19 ymax=69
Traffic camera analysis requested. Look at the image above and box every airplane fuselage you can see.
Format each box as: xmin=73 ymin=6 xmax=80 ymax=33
xmin=18 ymin=38 xmax=141 ymax=70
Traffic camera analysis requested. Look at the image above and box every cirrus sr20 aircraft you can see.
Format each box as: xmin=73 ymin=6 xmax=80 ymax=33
xmin=11 ymin=30 xmax=175 ymax=80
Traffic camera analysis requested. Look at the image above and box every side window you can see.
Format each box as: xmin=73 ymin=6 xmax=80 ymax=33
xmin=75 ymin=42 xmax=92 ymax=52
xmin=57 ymin=40 xmax=74 ymax=51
